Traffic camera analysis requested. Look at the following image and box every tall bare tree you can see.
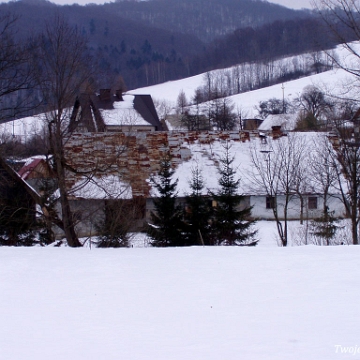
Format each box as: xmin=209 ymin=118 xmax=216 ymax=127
xmin=210 ymin=97 xmax=237 ymax=131
xmin=250 ymin=134 xmax=306 ymax=246
xmin=328 ymin=121 xmax=360 ymax=244
xmin=307 ymin=134 xmax=341 ymax=245
xmin=312 ymin=0 xmax=360 ymax=244
xmin=309 ymin=134 xmax=339 ymax=214
xmin=34 ymin=16 xmax=94 ymax=247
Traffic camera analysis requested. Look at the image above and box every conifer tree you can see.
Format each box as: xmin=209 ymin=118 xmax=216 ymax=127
xmin=310 ymin=206 xmax=340 ymax=246
xmin=184 ymin=165 xmax=213 ymax=245
xmin=212 ymin=143 xmax=258 ymax=246
xmin=146 ymin=153 xmax=184 ymax=247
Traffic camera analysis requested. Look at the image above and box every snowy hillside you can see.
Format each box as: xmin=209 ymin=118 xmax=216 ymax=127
xmin=2 ymin=43 xmax=359 ymax=137
xmin=1 ymin=245 xmax=359 ymax=360
xmin=132 ymin=67 xmax=352 ymax=119
xmin=130 ymin=44 xmax=359 ymax=118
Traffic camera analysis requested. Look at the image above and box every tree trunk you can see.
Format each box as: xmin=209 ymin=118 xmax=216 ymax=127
xmin=351 ymin=204 xmax=358 ymax=245
xmin=299 ymin=194 xmax=304 ymax=225
xmin=53 ymin=125 xmax=82 ymax=248
xmin=283 ymin=210 xmax=288 ymax=247
xmin=272 ymin=200 xmax=286 ymax=246
xmin=276 ymin=220 xmax=286 ymax=246
xmin=281 ymin=196 xmax=290 ymax=247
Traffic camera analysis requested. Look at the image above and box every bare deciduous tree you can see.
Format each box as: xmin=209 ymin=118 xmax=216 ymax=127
xmin=298 ymin=134 xmax=341 ymax=245
xmin=256 ymin=98 xmax=288 ymax=119
xmin=294 ymin=85 xmax=332 ymax=130
xmin=328 ymin=122 xmax=360 ymax=244
xmin=250 ymin=134 xmax=306 ymax=246
xmin=176 ymin=89 xmax=188 ymax=113
xmin=236 ymin=105 xmax=249 ymax=130
xmin=210 ymin=97 xmax=237 ymax=131
xmin=309 ymin=134 xmax=339 ymax=214
xmin=33 ymin=16 xmax=94 ymax=247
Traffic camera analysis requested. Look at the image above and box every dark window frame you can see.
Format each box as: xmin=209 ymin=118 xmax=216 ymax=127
xmin=308 ymin=196 xmax=318 ymax=210
xmin=266 ymin=196 xmax=276 ymax=209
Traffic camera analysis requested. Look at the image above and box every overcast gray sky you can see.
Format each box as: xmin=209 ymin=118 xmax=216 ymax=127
xmin=1 ymin=0 xmax=315 ymax=8
xmin=269 ymin=0 xmax=313 ymax=9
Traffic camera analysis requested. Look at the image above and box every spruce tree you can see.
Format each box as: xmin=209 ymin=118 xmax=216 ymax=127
xmin=310 ymin=206 xmax=340 ymax=246
xmin=184 ymin=165 xmax=213 ymax=245
xmin=211 ymin=143 xmax=258 ymax=246
xmin=146 ymin=153 xmax=184 ymax=247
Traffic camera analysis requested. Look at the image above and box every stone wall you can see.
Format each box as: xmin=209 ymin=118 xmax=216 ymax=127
xmin=64 ymin=130 xmax=254 ymax=198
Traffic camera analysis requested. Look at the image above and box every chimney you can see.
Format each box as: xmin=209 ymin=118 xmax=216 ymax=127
xmin=99 ymin=89 xmax=111 ymax=101
xmin=115 ymin=89 xmax=123 ymax=101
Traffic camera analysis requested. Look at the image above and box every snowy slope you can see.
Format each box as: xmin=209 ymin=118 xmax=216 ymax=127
xmin=3 ymin=44 xmax=359 ymax=138
xmin=131 ymin=67 xmax=355 ymax=119
xmin=1 ymin=245 xmax=359 ymax=360
xmin=130 ymin=44 xmax=359 ymax=118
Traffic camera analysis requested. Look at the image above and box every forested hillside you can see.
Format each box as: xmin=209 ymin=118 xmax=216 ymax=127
xmin=191 ymin=17 xmax=337 ymax=76
xmin=0 ymin=0 xmax=349 ymax=95
xmin=104 ymin=0 xmax=309 ymax=42
xmin=0 ymin=0 xmax=327 ymax=89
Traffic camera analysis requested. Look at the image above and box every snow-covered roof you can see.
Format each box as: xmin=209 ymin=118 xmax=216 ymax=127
xmin=70 ymin=175 xmax=132 ymax=200
xmin=258 ymin=113 xmax=298 ymax=131
xmin=165 ymin=131 xmax=342 ymax=197
xmin=100 ymin=95 xmax=151 ymax=127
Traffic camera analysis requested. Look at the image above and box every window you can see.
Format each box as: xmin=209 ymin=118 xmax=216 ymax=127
xmin=266 ymin=196 xmax=276 ymax=209
xmin=308 ymin=196 xmax=318 ymax=210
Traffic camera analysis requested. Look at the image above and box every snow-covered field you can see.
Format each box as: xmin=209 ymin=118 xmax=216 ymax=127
xmin=1 ymin=221 xmax=359 ymax=360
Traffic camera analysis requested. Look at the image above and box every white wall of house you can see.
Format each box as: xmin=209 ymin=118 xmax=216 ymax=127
xmin=250 ymin=194 xmax=346 ymax=220
xmin=53 ymin=199 xmax=105 ymax=239
xmin=53 ymin=194 xmax=346 ymax=239
xmin=146 ymin=194 xmax=346 ymax=223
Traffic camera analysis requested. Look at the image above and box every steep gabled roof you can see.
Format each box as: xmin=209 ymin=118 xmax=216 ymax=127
xmin=69 ymin=91 xmax=163 ymax=132
xmin=69 ymin=93 xmax=106 ymax=133
xmin=132 ymin=94 xmax=163 ymax=130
